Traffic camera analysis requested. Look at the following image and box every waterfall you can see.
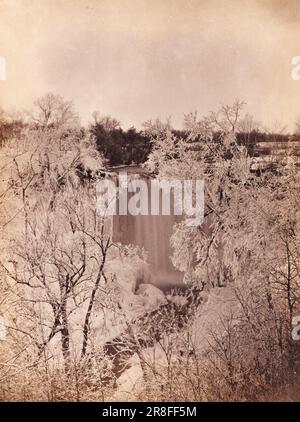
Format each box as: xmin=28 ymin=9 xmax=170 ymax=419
xmin=110 ymin=166 xmax=184 ymax=290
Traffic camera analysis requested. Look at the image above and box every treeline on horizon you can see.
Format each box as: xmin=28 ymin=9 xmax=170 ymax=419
xmin=1 ymin=96 xmax=300 ymax=167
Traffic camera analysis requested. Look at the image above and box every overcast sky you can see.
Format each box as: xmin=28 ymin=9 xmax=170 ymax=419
xmin=1 ymin=0 xmax=300 ymax=130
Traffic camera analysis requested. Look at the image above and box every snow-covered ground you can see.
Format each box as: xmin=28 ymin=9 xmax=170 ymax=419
xmin=110 ymin=285 xmax=239 ymax=401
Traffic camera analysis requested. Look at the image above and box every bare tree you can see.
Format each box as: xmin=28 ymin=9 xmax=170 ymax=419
xmin=91 ymin=112 xmax=120 ymax=132
xmin=31 ymin=93 xmax=79 ymax=130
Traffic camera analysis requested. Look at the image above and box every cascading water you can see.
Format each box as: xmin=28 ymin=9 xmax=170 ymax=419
xmin=111 ymin=166 xmax=184 ymax=290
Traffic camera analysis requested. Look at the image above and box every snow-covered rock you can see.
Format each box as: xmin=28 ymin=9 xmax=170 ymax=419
xmin=136 ymin=283 xmax=167 ymax=310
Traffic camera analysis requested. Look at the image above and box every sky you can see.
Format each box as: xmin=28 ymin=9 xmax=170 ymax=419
xmin=1 ymin=0 xmax=300 ymax=130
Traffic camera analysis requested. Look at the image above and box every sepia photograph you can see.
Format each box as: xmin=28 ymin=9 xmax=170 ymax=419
xmin=1 ymin=0 xmax=300 ymax=409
